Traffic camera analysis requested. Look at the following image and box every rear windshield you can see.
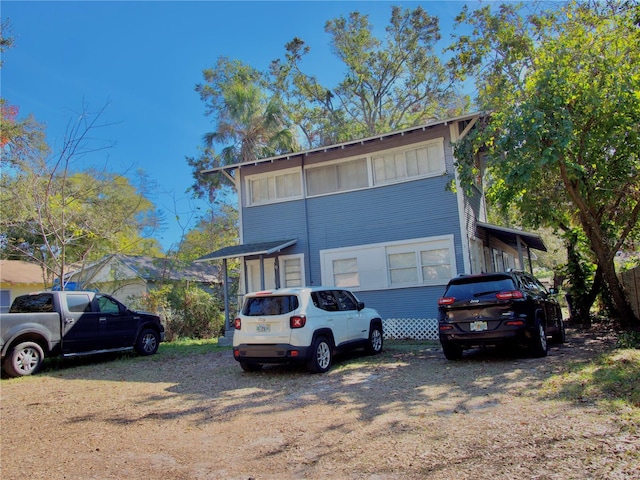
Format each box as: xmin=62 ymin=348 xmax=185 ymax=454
xmin=242 ymin=295 xmax=299 ymax=316
xmin=444 ymin=276 xmax=516 ymax=300
xmin=10 ymin=293 xmax=54 ymax=313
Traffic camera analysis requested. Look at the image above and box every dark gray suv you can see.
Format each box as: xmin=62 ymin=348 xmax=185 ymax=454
xmin=437 ymin=270 xmax=565 ymax=360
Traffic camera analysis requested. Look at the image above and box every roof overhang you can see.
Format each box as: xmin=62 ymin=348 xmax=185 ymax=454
xmin=195 ymin=239 xmax=297 ymax=262
xmin=477 ymin=222 xmax=547 ymax=252
xmin=201 ymin=112 xmax=485 ymax=176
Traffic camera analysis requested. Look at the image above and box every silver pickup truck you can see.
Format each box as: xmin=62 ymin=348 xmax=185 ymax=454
xmin=1 ymin=291 xmax=165 ymax=377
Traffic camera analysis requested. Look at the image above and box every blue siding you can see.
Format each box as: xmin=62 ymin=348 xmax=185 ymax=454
xmin=237 ymin=120 xmax=474 ymax=321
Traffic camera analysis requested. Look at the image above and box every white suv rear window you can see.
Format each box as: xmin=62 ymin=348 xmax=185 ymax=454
xmin=242 ymin=295 xmax=299 ymax=316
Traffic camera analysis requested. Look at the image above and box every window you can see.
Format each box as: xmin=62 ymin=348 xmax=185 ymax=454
xmin=312 ymin=291 xmax=339 ymax=311
xmin=282 ymin=256 xmax=303 ymax=288
xmin=243 ymin=295 xmax=299 ymax=316
xmin=9 ymin=293 xmax=54 ymax=313
xmin=247 ymin=168 xmax=302 ymax=206
xmin=66 ymin=294 xmax=92 ymax=313
xmin=388 ymin=252 xmax=418 ymax=284
xmin=321 ymin=235 xmax=456 ymax=291
xmin=372 ymin=139 xmax=445 ymax=185
xmin=387 ymin=246 xmax=452 ymax=286
xmin=97 ymin=295 xmax=120 ymax=314
xmin=245 ymin=254 xmax=305 ymax=293
xmin=334 ymin=290 xmax=358 ymax=311
xmin=332 ymin=258 xmax=359 ymax=287
xmin=0 ymin=290 xmax=10 ymax=313
xmin=421 ymin=248 xmax=452 ymax=282
xmin=306 ymin=158 xmax=368 ymax=196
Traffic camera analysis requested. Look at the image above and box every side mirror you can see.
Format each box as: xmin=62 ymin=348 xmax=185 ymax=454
xmin=357 ymin=301 xmax=365 ymax=311
xmin=548 ymin=287 xmax=558 ymax=295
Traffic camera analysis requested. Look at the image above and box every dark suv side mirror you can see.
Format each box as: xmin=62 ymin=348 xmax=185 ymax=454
xmin=548 ymin=287 xmax=558 ymax=295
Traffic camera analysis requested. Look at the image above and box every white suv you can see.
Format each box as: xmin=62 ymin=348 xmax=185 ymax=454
xmin=232 ymin=287 xmax=384 ymax=373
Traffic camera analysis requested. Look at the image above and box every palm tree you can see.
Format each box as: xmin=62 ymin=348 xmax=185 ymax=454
xmin=203 ymin=82 xmax=297 ymax=165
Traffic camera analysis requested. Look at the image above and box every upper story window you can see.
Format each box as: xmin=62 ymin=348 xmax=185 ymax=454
xmin=246 ymin=168 xmax=302 ymax=206
xmin=306 ymin=158 xmax=368 ymax=197
xmin=244 ymin=137 xmax=446 ymax=206
xmin=372 ymin=138 xmax=445 ymax=186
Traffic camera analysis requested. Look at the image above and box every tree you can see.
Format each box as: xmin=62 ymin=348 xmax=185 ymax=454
xmin=449 ymin=1 xmax=640 ymax=326
xmin=1 ymin=103 xmax=163 ymax=288
xmin=190 ymin=58 xmax=298 ymax=202
xmin=177 ymin=203 xmax=239 ymax=263
xmin=1 ymin=20 xmax=48 ymax=167
xmin=269 ymin=5 xmax=468 ymax=147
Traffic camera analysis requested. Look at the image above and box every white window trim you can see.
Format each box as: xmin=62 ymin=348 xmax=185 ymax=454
xmin=245 ymin=166 xmax=303 ymax=207
xmin=320 ymin=234 xmax=456 ymax=292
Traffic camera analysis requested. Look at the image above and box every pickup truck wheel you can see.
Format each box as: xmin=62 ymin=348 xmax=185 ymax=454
xmin=135 ymin=329 xmax=160 ymax=356
xmin=365 ymin=324 xmax=383 ymax=355
xmin=4 ymin=341 xmax=45 ymax=377
xmin=307 ymin=336 xmax=332 ymax=374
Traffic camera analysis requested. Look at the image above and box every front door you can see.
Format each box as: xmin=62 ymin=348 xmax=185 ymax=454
xmin=95 ymin=294 xmax=137 ymax=349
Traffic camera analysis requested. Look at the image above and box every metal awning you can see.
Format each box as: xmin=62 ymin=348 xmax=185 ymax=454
xmin=477 ymin=222 xmax=546 ymax=252
xmin=195 ymin=239 xmax=297 ymax=262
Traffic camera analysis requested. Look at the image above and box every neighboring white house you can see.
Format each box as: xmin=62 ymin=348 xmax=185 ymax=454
xmin=196 ymin=113 xmax=546 ymax=339
xmin=65 ymin=254 xmax=221 ymax=304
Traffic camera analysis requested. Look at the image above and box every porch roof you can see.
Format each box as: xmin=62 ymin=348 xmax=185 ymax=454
xmin=477 ymin=222 xmax=547 ymax=252
xmin=195 ymin=239 xmax=297 ymax=262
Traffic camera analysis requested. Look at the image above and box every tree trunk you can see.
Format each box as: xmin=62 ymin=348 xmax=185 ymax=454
xmin=583 ymin=226 xmax=639 ymax=327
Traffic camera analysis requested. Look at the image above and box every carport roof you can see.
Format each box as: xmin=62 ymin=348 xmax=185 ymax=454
xmin=195 ymin=239 xmax=297 ymax=262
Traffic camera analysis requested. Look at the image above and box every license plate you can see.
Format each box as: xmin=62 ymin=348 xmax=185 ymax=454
xmin=256 ymin=323 xmax=270 ymax=333
xmin=470 ymin=321 xmax=488 ymax=332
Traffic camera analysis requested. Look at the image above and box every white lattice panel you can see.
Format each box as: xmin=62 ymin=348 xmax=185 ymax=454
xmin=382 ymin=318 xmax=439 ymax=340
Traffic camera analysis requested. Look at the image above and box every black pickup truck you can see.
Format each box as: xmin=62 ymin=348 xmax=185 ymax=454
xmin=0 ymin=291 xmax=165 ymax=377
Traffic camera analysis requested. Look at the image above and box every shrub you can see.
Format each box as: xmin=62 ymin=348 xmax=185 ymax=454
xmin=129 ymin=283 xmax=224 ymax=341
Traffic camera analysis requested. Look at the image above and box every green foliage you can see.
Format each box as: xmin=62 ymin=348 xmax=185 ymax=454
xmin=191 ymin=58 xmax=297 ymax=202
xmin=0 ymin=102 xmax=163 ymax=285
xmin=271 ymin=5 xmax=468 ymax=147
xmin=132 ymin=283 xmax=224 ymax=341
xmin=192 ymin=5 xmax=469 ymax=198
xmin=617 ymin=331 xmax=640 ymax=350
xmin=449 ymin=1 xmax=640 ymax=326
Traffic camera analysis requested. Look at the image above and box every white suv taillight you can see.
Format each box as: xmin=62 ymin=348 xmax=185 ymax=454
xmin=234 ymin=317 xmax=241 ymax=329
xmin=290 ymin=315 xmax=306 ymax=328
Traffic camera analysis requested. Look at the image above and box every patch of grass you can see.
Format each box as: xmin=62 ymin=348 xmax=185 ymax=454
xmin=157 ymin=337 xmax=231 ymax=357
xmin=384 ymin=339 xmax=440 ymax=352
xmin=542 ymin=348 xmax=640 ymax=432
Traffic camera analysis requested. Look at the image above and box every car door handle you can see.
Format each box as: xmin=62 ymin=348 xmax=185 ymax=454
xmin=99 ymin=317 xmax=107 ymax=323
xmin=64 ymin=318 xmax=74 ymax=326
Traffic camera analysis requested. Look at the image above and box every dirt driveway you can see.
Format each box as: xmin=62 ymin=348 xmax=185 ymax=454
xmin=1 ymin=330 xmax=638 ymax=480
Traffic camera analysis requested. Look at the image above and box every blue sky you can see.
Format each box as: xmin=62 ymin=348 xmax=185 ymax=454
xmin=2 ymin=0 xmax=474 ymax=251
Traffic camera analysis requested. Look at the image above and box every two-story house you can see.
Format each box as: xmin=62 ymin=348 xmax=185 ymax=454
xmin=197 ymin=113 xmax=546 ymax=339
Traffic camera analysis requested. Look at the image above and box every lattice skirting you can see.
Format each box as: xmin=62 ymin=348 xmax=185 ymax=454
xmin=382 ymin=318 xmax=439 ymax=340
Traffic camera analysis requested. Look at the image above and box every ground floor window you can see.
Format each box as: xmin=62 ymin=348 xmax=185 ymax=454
xmin=320 ymin=235 xmax=456 ymax=291
xmin=245 ymin=254 xmax=305 ymax=292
